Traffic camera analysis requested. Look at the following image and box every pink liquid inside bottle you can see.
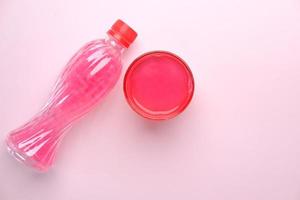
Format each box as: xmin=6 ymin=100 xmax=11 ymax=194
xmin=6 ymin=19 xmax=137 ymax=172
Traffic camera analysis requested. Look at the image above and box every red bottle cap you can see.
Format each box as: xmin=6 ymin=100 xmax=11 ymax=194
xmin=107 ymin=19 xmax=137 ymax=48
xmin=124 ymin=51 xmax=194 ymax=120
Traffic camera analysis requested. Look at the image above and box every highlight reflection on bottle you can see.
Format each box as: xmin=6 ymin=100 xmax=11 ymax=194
xmin=6 ymin=20 xmax=137 ymax=172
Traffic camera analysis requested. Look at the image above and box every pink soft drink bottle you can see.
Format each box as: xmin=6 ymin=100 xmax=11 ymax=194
xmin=6 ymin=19 xmax=137 ymax=172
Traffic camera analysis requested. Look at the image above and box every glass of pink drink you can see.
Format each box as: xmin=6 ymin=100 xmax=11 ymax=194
xmin=6 ymin=19 xmax=137 ymax=172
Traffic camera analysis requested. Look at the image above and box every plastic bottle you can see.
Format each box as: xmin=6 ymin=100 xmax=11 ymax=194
xmin=5 ymin=19 xmax=137 ymax=172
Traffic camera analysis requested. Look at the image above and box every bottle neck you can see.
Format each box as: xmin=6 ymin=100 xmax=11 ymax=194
xmin=105 ymin=35 xmax=126 ymax=54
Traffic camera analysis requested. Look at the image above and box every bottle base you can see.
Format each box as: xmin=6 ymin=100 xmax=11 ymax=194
xmin=6 ymin=139 xmax=48 ymax=172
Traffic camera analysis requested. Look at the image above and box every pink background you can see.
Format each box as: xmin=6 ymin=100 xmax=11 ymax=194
xmin=1 ymin=0 xmax=300 ymax=199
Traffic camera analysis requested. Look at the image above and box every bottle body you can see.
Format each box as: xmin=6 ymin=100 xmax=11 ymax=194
xmin=6 ymin=38 xmax=123 ymax=171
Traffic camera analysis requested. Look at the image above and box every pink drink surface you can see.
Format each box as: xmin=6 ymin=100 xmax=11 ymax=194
xmin=124 ymin=51 xmax=194 ymax=120
xmin=6 ymin=39 xmax=123 ymax=171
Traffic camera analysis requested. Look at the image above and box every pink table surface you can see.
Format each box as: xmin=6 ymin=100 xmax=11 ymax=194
xmin=1 ymin=0 xmax=300 ymax=199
